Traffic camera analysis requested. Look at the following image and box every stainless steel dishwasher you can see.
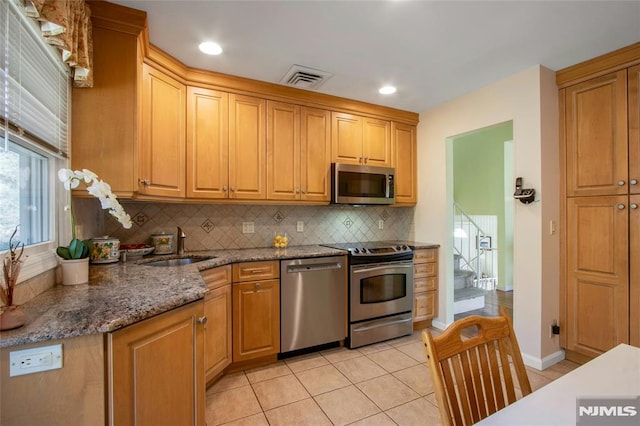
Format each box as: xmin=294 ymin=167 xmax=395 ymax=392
xmin=281 ymin=256 xmax=347 ymax=353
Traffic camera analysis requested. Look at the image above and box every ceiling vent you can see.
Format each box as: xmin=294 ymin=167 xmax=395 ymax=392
xmin=279 ymin=65 xmax=333 ymax=90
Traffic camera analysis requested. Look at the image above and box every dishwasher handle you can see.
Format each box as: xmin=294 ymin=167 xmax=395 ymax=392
xmin=286 ymin=262 xmax=343 ymax=273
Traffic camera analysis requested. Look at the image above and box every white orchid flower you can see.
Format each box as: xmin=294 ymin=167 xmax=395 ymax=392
xmin=58 ymin=168 xmax=80 ymax=190
xmin=81 ymin=169 xmax=97 ymax=183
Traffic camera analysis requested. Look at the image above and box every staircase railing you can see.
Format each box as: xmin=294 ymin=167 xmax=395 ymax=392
xmin=453 ymin=202 xmax=498 ymax=289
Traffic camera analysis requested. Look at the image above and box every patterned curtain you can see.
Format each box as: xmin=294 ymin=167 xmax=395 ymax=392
xmin=24 ymin=0 xmax=93 ymax=88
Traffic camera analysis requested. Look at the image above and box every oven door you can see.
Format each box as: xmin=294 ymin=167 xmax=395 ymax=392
xmin=350 ymin=260 xmax=414 ymax=322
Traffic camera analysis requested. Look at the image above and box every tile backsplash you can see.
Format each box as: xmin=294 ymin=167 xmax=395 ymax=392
xmin=76 ymin=199 xmax=415 ymax=251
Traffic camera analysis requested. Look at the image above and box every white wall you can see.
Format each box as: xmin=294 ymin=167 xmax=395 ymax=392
xmin=415 ymin=65 xmax=562 ymax=369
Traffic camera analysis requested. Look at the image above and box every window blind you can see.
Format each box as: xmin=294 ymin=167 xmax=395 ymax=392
xmin=1 ymin=0 xmax=70 ymax=156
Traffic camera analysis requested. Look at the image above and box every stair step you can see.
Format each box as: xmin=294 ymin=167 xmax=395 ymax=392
xmin=454 ymin=287 xmax=489 ymax=302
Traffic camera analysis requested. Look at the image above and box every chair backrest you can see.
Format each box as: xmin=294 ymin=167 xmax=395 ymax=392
xmin=422 ymin=306 xmax=532 ymax=426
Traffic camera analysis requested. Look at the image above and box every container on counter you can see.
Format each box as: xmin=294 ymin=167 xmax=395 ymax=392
xmin=90 ymin=236 xmax=121 ymax=264
xmin=150 ymin=233 xmax=174 ymax=254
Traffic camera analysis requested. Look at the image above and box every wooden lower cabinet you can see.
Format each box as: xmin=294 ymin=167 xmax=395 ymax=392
xmin=201 ymin=266 xmax=233 ymax=384
xmin=565 ymin=196 xmax=629 ymax=359
xmin=108 ymin=301 xmax=205 ymax=426
xmin=232 ymin=261 xmax=280 ymax=364
xmin=413 ymin=248 xmax=439 ymax=328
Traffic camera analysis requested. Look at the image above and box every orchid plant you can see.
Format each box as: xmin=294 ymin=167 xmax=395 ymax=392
xmin=57 ymin=168 xmax=133 ymax=260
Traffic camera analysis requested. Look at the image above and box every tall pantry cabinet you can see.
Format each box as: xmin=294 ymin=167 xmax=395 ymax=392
xmin=558 ymin=44 xmax=640 ymax=362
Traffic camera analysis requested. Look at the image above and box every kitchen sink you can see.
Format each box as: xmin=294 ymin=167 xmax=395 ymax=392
xmin=143 ymin=256 xmax=214 ymax=267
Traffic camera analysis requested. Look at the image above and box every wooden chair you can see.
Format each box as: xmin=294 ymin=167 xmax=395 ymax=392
xmin=422 ymin=306 xmax=532 ymax=426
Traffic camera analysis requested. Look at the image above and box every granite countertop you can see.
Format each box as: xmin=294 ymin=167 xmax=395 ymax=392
xmin=0 ymin=245 xmax=346 ymax=348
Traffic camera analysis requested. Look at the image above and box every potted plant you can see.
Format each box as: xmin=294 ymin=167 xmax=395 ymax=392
xmin=1 ymin=226 xmax=26 ymax=330
xmin=57 ymin=169 xmax=132 ymax=285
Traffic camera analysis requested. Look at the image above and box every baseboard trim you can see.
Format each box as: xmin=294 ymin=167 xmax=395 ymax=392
xmin=522 ymin=349 xmax=566 ymax=371
xmin=431 ymin=318 xmax=448 ymax=331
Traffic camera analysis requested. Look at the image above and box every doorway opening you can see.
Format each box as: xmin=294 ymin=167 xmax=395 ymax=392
xmin=451 ymin=121 xmax=514 ymax=321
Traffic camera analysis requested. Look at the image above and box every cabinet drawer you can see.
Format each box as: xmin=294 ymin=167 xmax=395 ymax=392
xmin=233 ymin=261 xmax=279 ymax=282
xmin=414 ymin=262 xmax=437 ymax=278
xmin=414 ymin=276 xmax=437 ymax=293
xmin=414 ymin=291 xmax=437 ymax=322
xmin=414 ymin=248 xmax=437 ymax=264
xmin=201 ymin=265 xmax=232 ymax=291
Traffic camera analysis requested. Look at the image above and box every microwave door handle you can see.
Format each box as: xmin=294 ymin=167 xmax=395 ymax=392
xmin=352 ymin=264 xmax=413 ymax=275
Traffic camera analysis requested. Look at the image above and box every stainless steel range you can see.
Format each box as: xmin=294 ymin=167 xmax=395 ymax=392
xmin=322 ymin=242 xmax=414 ymax=348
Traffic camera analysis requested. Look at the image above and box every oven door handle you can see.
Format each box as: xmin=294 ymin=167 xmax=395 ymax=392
xmin=352 ymin=317 xmax=413 ymax=333
xmin=352 ymin=263 xmax=413 ymax=275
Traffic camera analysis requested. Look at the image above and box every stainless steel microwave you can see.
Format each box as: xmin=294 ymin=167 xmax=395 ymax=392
xmin=331 ymin=163 xmax=395 ymax=205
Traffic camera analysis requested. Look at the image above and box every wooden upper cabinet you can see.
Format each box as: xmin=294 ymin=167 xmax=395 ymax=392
xmin=186 ymin=86 xmax=229 ymax=199
xmin=229 ymin=94 xmax=266 ymax=199
xmin=392 ymin=122 xmax=417 ymax=204
xmin=566 ymin=196 xmax=629 ymax=358
xmin=267 ymin=101 xmax=301 ymax=200
xmin=332 ymin=112 xmax=392 ymax=166
xmin=71 ymin=25 xmax=142 ymax=197
xmin=565 ymin=70 xmax=628 ymax=197
xmin=629 ymin=65 xmax=640 ymax=194
xmin=630 ymin=194 xmax=640 ymax=346
xmin=139 ymin=64 xmax=186 ymax=198
xmin=301 ymin=107 xmax=332 ymax=202
xmin=363 ymin=117 xmax=392 ymax=167
xmin=267 ymin=102 xmax=331 ymax=201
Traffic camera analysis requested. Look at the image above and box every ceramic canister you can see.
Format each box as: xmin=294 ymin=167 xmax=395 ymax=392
xmin=151 ymin=233 xmax=174 ymax=255
xmin=90 ymin=236 xmax=121 ymax=264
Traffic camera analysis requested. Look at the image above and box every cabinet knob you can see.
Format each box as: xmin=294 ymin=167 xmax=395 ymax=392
xmin=301 ymin=190 xmax=307 ymax=195
xmin=255 ymin=283 xmax=261 ymax=289
xmin=631 ymin=179 xmax=638 ymax=185
xmin=364 ymin=157 xmax=369 ymax=164
xmin=223 ymin=186 xmax=228 ymax=191
xmin=617 ymin=204 xmax=626 ymax=210
xmin=230 ymin=187 xmax=236 ymax=192
xmin=139 ymin=179 xmax=150 ymax=186
xmin=618 ymin=180 xmax=626 ymax=186
xmin=631 ymin=204 xmax=638 ymax=210
xmin=197 ymin=316 xmax=208 ymax=325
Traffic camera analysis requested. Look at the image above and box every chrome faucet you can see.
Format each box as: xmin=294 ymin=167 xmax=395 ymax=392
xmin=177 ymin=227 xmax=186 ymax=255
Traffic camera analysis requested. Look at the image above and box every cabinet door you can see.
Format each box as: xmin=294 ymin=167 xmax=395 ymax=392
xmin=392 ymin=122 xmax=417 ymax=204
xmin=566 ymin=196 xmax=629 ymax=358
xmin=109 ymin=301 xmax=204 ymax=426
xmin=204 ymin=285 xmax=232 ymax=382
xmin=232 ymin=279 xmax=280 ymax=362
xmin=629 ymin=65 xmax=640 ymax=195
xmin=139 ymin=64 xmax=186 ymax=197
xmin=71 ymin=26 xmax=140 ymax=197
xmin=565 ymin=70 xmax=628 ymax=197
xmin=332 ymin=112 xmax=363 ymax=165
xmin=229 ymin=94 xmax=266 ymax=199
xmin=630 ymin=195 xmax=640 ymax=346
xmin=363 ymin=117 xmax=391 ymax=166
xmin=267 ymin=101 xmax=300 ymax=200
xmin=301 ymin=107 xmax=331 ymax=202
xmin=186 ymin=86 xmax=229 ymax=199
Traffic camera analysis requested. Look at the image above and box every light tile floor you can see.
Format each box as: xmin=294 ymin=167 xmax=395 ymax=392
xmin=205 ymin=329 xmax=579 ymax=426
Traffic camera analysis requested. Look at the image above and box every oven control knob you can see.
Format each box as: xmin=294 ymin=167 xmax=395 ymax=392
xmin=362 ymin=248 xmax=367 ymax=253
xmin=403 ymin=245 xmax=408 ymax=250
xmin=353 ymin=248 xmax=359 ymax=254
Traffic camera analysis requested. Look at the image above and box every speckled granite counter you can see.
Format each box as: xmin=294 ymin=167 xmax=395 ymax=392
xmin=0 ymin=245 xmax=346 ymax=348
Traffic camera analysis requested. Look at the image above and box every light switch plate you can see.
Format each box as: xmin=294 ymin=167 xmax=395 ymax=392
xmin=296 ymin=221 xmax=304 ymax=232
xmin=242 ymin=222 xmax=255 ymax=234
xmin=10 ymin=344 xmax=63 ymax=377
xmin=378 ymin=220 xmax=384 ymax=230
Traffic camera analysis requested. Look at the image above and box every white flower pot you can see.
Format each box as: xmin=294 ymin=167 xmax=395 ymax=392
xmin=60 ymin=257 xmax=89 ymax=285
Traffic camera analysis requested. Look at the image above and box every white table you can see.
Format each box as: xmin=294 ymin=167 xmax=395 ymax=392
xmin=477 ymin=344 xmax=640 ymax=425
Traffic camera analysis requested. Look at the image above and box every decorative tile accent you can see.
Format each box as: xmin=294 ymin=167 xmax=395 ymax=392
xmin=201 ymin=219 xmax=215 ymax=233
xmin=273 ymin=210 xmax=285 ymax=223
xmin=132 ymin=211 xmax=149 ymax=227
xmin=343 ymin=217 xmax=353 ymax=229
xmin=381 ymin=209 xmax=390 ymax=220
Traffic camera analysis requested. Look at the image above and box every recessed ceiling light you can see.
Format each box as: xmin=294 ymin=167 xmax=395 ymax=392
xmin=199 ymin=41 xmax=223 ymax=55
xmin=379 ymin=85 xmax=396 ymax=95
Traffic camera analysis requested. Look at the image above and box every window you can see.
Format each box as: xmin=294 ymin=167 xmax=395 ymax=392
xmin=1 ymin=0 xmax=70 ymax=281
xmin=0 ymin=139 xmax=50 ymax=250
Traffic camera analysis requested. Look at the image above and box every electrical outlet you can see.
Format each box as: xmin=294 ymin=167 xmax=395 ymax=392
xmin=242 ymin=222 xmax=255 ymax=234
xmin=10 ymin=344 xmax=63 ymax=377
xmin=296 ymin=221 xmax=304 ymax=232
xmin=378 ymin=220 xmax=384 ymax=230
